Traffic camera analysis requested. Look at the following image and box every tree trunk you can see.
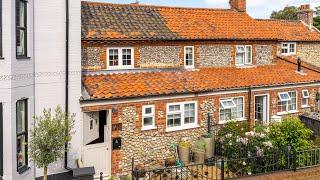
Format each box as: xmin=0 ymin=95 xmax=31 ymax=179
xmin=43 ymin=166 xmax=48 ymax=180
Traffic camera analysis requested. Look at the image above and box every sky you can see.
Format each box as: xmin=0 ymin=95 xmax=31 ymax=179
xmin=87 ymin=0 xmax=320 ymax=19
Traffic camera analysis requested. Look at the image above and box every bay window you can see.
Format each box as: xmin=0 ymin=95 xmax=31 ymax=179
xmin=142 ymin=105 xmax=155 ymax=130
xmin=166 ymin=101 xmax=197 ymax=131
xmin=277 ymin=91 xmax=297 ymax=113
xmin=16 ymin=99 xmax=28 ymax=173
xmin=16 ymin=0 xmax=27 ymax=57
xmin=236 ymin=45 xmax=252 ymax=66
xmin=107 ymin=47 xmax=134 ymax=70
xmin=219 ymin=97 xmax=244 ymax=123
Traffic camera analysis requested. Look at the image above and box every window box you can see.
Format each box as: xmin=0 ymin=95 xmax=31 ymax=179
xmin=166 ymin=101 xmax=198 ymax=132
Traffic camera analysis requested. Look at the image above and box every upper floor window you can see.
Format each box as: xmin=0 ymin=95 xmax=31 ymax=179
xmin=142 ymin=105 xmax=155 ymax=130
xmin=16 ymin=99 xmax=28 ymax=173
xmin=166 ymin=101 xmax=197 ymax=131
xmin=281 ymin=42 xmax=296 ymax=55
xmin=107 ymin=47 xmax=134 ymax=70
xmin=301 ymin=90 xmax=310 ymax=107
xmin=184 ymin=46 xmax=194 ymax=68
xmin=277 ymin=91 xmax=297 ymax=113
xmin=236 ymin=45 xmax=252 ymax=66
xmin=219 ymin=97 xmax=244 ymax=123
xmin=16 ymin=0 xmax=27 ymax=58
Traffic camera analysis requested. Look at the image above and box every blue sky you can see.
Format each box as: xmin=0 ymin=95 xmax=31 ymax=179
xmin=87 ymin=0 xmax=320 ymax=19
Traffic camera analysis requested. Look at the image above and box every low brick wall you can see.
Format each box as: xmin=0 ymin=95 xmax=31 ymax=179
xmin=240 ymin=166 xmax=320 ymax=180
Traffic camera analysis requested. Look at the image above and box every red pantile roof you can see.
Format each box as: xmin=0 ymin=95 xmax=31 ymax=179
xmin=82 ymin=58 xmax=320 ymax=100
xmin=81 ymin=1 xmax=320 ymax=41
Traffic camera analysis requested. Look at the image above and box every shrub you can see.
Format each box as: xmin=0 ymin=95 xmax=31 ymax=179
xmin=268 ymin=116 xmax=312 ymax=151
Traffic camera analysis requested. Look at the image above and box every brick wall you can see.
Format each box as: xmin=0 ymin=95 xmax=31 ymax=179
xmin=81 ymin=40 xmax=277 ymax=71
xmin=82 ymin=85 xmax=319 ymax=175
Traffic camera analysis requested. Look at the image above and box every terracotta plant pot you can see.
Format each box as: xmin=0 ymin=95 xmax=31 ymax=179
xmin=165 ymin=157 xmax=176 ymax=167
xmin=202 ymin=137 xmax=214 ymax=159
xmin=193 ymin=148 xmax=205 ymax=164
xmin=178 ymin=145 xmax=190 ymax=165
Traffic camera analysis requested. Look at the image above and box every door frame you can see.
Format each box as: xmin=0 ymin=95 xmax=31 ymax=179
xmin=254 ymin=94 xmax=270 ymax=126
xmin=81 ymin=109 xmax=112 ymax=177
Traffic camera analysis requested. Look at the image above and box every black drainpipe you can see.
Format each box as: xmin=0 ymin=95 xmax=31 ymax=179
xmin=64 ymin=0 xmax=70 ymax=170
xmin=248 ymin=86 xmax=252 ymax=128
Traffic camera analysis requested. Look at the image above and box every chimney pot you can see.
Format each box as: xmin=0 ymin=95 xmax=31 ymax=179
xmin=298 ymin=4 xmax=314 ymax=29
xmin=229 ymin=0 xmax=246 ymax=12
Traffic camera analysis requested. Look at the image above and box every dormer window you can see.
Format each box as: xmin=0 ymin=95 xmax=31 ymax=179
xmin=184 ymin=46 xmax=194 ymax=68
xmin=281 ymin=42 xmax=296 ymax=55
xmin=107 ymin=47 xmax=134 ymax=70
xmin=236 ymin=45 xmax=252 ymax=66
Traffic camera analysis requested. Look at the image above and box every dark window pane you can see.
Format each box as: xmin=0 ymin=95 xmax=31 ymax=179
xmin=16 ymin=0 xmax=27 ymax=57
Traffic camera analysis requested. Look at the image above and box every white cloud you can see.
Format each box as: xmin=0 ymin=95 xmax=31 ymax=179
xmin=204 ymin=0 xmax=320 ymax=18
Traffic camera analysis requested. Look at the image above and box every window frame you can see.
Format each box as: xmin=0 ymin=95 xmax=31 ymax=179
xmin=235 ymin=45 xmax=252 ymax=66
xmin=184 ymin=46 xmax=194 ymax=68
xmin=281 ymin=42 xmax=296 ymax=56
xmin=142 ymin=105 xmax=156 ymax=131
xmin=219 ymin=96 xmax=245 ymax=124
xmin=106 ymin=47 xmax=134 ymax=70
xmin=302 ymin=90 xmax=310 ymax=107
xmin=166 ymin=101 xmax=198 ymax=132
xmin=16 ymin=99 xmax=28 ymax=174
xmin=277 ymin=91 xmax=298 ymax=114
xmin=16 ymin=0 xmax=28 ymax=58
xmin=278 ymin=92 xmax=291 ymax=102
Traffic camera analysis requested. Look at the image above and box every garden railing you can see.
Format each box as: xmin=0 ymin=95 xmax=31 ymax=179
xmin=132 ymin=146 xmax=320 ymax=180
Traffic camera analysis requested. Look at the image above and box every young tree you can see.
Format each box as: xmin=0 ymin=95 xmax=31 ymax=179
xmin=29 ymin=106 xmax=75 ymax=180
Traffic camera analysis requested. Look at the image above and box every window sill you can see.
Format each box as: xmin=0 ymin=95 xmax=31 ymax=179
xmin=141 ymin=126 xmax=157 ymax=131
xmin=18 ymin=166 xmax=30 ymax=174
xmin=277 ymin=110 xmax=299 ymax=116
xmin=301 ymin=105 xmax=311 ymax=109
xmin=166 ymin=124 xmax=200 ymax=132
xmin=219 ymin=118 xmax=247 ymax=125
xmin=16 ymin=56 xmax=31 ymax=60
xmin=106 ymin=67 xmax=134 ymax=71
xmin=235 ymin=64 xmax=254 ymax=68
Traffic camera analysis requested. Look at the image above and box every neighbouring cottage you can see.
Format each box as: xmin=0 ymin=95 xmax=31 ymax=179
xmin=79 ymin=0 xmax=320 ymax=177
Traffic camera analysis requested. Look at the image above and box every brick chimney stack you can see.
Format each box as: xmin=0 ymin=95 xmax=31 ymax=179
xmin=298 ymin=4 xmax=314 ymax=29
xmin=229 ymin=0 xmax=246 ymax=12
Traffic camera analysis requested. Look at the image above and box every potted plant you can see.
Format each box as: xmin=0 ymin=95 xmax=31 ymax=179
xmin=178 ymin=140 xmax=191 ymax=165
xmin=193 ymin=139 xmax=206 ymax=164
xmin=202 ymin=133 xmax=214 ymax=159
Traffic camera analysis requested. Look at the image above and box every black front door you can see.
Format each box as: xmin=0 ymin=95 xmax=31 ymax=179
xmin=0 ymin=103 xmax=3 ymax=177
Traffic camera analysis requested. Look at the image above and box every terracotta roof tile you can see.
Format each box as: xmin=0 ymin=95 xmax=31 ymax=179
xmin=81 ymin=1 xmax=320 ymax=41
xmin=82 ymin=58 xmax=320 ymax=100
